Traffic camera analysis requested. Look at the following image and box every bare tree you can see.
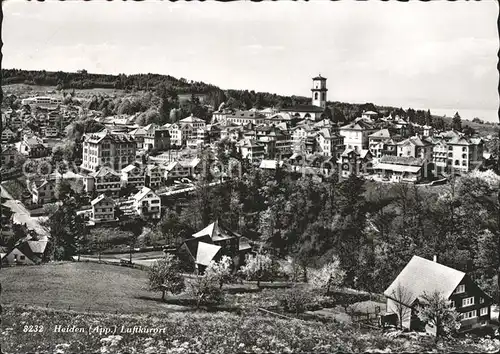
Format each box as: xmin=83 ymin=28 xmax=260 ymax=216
xmin=390 ymin=283 xmax=414 ymax=330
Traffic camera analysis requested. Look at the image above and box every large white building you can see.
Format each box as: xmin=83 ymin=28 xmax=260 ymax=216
xmin=81 ymin=129 xmax=136 ymax=172
xmin=339 ymin=120 xmax=377 ymax=151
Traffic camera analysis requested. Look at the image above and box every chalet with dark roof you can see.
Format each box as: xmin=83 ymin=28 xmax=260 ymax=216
xmin=384 ymin=255 xmax=493 ymax=334
xmin=182 ymin=220 xmax=252 ymax=272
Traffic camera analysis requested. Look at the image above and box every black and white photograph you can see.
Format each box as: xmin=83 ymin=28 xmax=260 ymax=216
xmin=1 ymin=0 xmax=499 ymax=352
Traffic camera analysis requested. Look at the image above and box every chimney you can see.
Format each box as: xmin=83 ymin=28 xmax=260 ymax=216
xmin=433 ymin=255 xmax=438 ymax=263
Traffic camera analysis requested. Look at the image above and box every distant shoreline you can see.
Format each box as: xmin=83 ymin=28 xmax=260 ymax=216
xmin=430 ymin=108 xmax=499 ymax=124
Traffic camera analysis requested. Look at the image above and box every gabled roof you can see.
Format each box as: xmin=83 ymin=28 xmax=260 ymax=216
xmin=236 ymin=138 xmax=264 ymax=148
xmin=180 ymin=114 xmax=206 ymax=124
xmin=84 ymin=129 xmax=135 ymax=144
xmin=134 ymin=186 xmax=157 ymax=202
xmin=340 ymin=120 xmax=375 ymax=131
xmin=2 ymin=128 xmax=15 ymax=134
xmin=121 ymin=164 xmax=139 ymax=173
xmin=4 ymin=239 xmax=49 ymax=264
xmin=369 ymin=129 xmax=391 ymax=139
xmin=90 ymin=166 xmax=121 ymax=178
xmin=192 ymin=220 xmax=238 ymax=242
xmin=91 ymin=194 xmax=114 ymax=206
xmin=128 ymin=128 xmax=147 ymax=137
xmin=384 ymin=255 xmax=465 ymax=306
xmin=195 ymin=242 xmax=221 ymax=266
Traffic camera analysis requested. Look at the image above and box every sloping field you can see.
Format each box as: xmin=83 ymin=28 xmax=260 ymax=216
xmin=0 ymin=262 xmax=186 ymax=313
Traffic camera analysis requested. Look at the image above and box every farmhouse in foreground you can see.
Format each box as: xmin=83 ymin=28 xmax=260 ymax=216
xmin=384 ymin=255 xmax=493 ymax=333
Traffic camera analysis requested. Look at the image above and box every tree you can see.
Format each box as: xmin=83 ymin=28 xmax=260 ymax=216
xmin=187 ymin=273 xmax=224 ymax=309
xmin=389 ymin=284 xmax=414 ymax=330
xmin=417 ymin=291 xmax=461 ymax=341
xmin=452 ymin=112 xmax=462 ymax=131
xmin=120 ymin=217 xmax=144 ymax=263
xmin=48 ymin=197 xmax=86 ymax=260
xmin=309 ymin=255 xmax=346 ymax=296
xmin=279 ymin=286 xmax=314 ymax=315
xmin=204 ymin=255 xmax=233 ymax=289
xmin=239 ymin=253 xmax=276 ymax=287
xmin=148 ymin=254 xmax=185 ymax=301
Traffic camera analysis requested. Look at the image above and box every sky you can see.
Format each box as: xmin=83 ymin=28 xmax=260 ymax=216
xmin=3 ymin=0 xmax=499 ymax=121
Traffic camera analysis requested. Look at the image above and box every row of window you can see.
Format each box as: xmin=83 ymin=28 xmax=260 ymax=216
xmin=461 ymin=308 xmax=488 ymax=320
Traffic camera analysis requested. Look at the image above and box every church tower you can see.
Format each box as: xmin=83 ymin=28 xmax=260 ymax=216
xmin=311 ymin=74 xmax=327 ymax=109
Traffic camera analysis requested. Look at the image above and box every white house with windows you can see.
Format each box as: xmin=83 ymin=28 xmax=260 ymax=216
xmin=90 ymin=194 xmax=116 ymax=223
xmin=133 ymin=187 xmax=161 ymax=219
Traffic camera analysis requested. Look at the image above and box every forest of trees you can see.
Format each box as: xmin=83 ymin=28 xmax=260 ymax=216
xmin=145 ymin=157 xmax=500 ymax=304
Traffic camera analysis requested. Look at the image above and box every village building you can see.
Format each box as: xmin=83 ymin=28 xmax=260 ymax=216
xmin=30 ymin=178 xmax=57 ymax=205
xmin=1 ymin=145 xmax=20 ymax=166
xmin=162 ymin=123 xmax=191 ymax=147
xmin=280 ymin=75 xmax=328 ymax=121
xmin=315 ymin=127 xmax=345 ymax=159
xmin=384 ymin=255 xmax=493 ymax=334
xmin=1 ymin=127 xmax=16 ymax=143
xmin=182 ymin=220 xmax=252 ymax=272
xmin=446 ymin=136 xmax=483 ymax=174
xmin=121 ymin=164 xmax=145 ymax=189
xmin=81 ymin=129 xmax=136 ymax=172
xmin=396 ymin=136 xmax=433 ymax=161
xmin=225 ymin=110 xmax=268 ymax=126
xmin=84 ymin=166 xmax=122 ymax=196
xmin=143 ymin=124 xmax=170 ymax=152
xmin=90 ymin=194 xmax=116 ymax=223
xmin=338 ymin=148 xmax=373 ymax=178
xmin=145 ymin=164 xmax=162 ymax=189
xmin=372 ymin=156 xmax=427 ymax=183
xmin=18 ymin=135 xmax=50 ymax=158
xmin=132 ymin=186 xmax=161 ymax=219
xmin=1 ymin=238 xmax=49 ymax=266
xmin=361 ymin=110 xmax=379 ymax=120
xmin=339 ymin=119 xmax=378 ymax=152
xmin=237 ymin=138 xmax=266 ymax=164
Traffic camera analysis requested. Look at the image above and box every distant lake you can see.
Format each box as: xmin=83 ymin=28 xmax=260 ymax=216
xmin=431 ymin=108 xmax=499 ymax=124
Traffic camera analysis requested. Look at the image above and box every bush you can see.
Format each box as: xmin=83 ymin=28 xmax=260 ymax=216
xmin=187 ymin=275 xmax=224 ymax=309
xmin=279 ymin=286 xmax=315 ymax=315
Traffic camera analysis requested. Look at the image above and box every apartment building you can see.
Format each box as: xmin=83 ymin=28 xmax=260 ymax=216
xmin=339 ymin=119 xmax=377 ymax=151
xmin=81 ymin=129 xmax=136 ymax=172
xmin=316 ymin=128 xmax=345 ymax=159
xmin=447 ymin=136 xmax=483 ymax=174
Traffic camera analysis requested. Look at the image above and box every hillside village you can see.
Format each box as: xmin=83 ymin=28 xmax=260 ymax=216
xmin=1 ymin=70 xmax=500 ymax=352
